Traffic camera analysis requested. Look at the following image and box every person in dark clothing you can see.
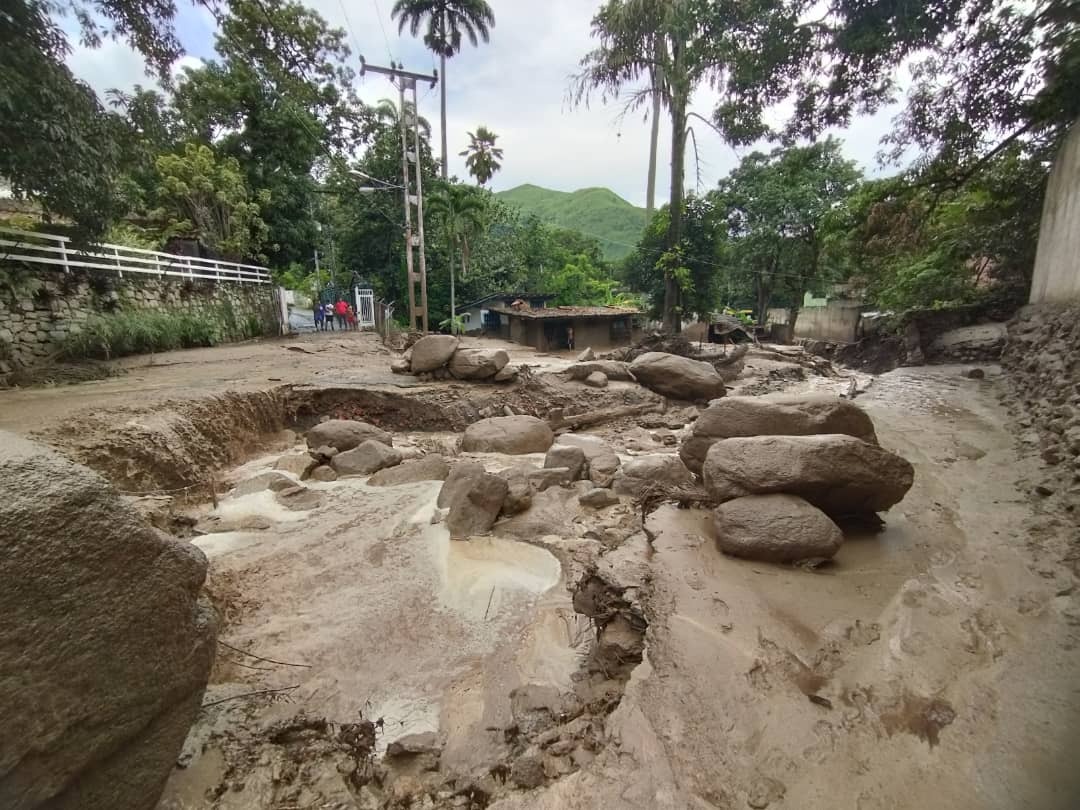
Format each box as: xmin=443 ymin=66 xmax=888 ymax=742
xmin=313 ymin=302 xmax=324 ymax=331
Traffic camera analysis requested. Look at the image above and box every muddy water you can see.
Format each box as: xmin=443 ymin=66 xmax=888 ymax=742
xmin=164 ymin=445 xmax=585 ymax=805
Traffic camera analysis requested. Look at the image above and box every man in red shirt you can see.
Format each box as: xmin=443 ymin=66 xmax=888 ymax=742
xmin=334 ymin=299 xmax=348 ymax=331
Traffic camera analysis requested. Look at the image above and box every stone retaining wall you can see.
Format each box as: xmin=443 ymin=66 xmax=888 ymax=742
xmin=0 ymin=265 xmax=278 ymax=371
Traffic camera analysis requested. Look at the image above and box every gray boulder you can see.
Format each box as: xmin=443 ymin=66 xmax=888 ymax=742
xmin=680 ymin=394 xmax=879 ymax=475
xmin=577 ymin=347 xmax=595 ymax=362
xmin=579 ymin=488 xmax=620 ymax=509
xmin=584 ymin=371 xmax=608 ymax=388
xmin=529 ymin=467 xmax=573 ymax=491
xmin=330 ymin=440 xmax=402 ymax=476
xmin=499 ymin=467 xmax=533 ymax=516
xmin=367 ymin=454 xmax=450 ymax=487
xmin=554 ymin=433 xmax=618 ymax=460
xmin=233 ymin=470 xmax=293 ymax=496
xmin=437 ymin=462 xmax=486 ymax=508
xmin=410 ymin=335 xmax=460 ymax=372
xmin=494 ymin=364 xmax=519 ymax=382
xmin=713 ymin=494 xmax=844 ymax=563
xmin=702 ymin=434 xmax=914 ymax=516
xmin=567 ymin=360 xmax=636 ymax=382
xmin=309 ymin=465 xmax=338 ymax=482
xmin=306 ymin=419 xmax=392 ymax=453
xmin=461 ymin=415 xmax=554 ymax=454
xmin=588 ymin=453 xmax=621 ymax=488
xmin=275 ymin=451 xmax=317 ymax=478
xmin=612 ymin=453 xmax=694 ymax=497
xmin=449 ymin=347 xmax=510 ymax=380
xmin=275 ymin=484 xmax=323 ymax=511
xmin=629 ymin=352 xmax=727 ymax=401
xmin=440 ymin=466 xmax=509 ymax=539
xmin=0 ymin=433 xmax=216 ymax=810
xmin=544 ymin=444 xmax=587 ymax=480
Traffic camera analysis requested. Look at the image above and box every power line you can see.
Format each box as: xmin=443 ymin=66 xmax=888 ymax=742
xmin=371 ymin=0 xmax=395 ymax=61
xmin=336 ymin=0 xmax=364 ymax=58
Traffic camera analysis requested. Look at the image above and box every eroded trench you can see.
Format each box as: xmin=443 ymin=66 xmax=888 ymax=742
xmin=56 ymin=378 xmax=668 ymax=809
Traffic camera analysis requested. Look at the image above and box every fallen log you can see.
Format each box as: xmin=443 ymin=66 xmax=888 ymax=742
xmin=549 ymin=402 xmax=664 ymax=431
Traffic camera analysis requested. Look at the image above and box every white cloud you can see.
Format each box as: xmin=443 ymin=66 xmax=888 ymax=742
xmin=64 ymin=0 xmax=906 ymax=206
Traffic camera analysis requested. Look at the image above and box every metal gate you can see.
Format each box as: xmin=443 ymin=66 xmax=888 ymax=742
xmin=355 ymin=288 xmax=375 ymax=328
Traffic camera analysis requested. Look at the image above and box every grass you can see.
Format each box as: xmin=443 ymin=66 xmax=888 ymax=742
xmin=496 ymin=184 xmax=648 ymax=260
xmin=62 ymin=309 xmax=221 ymax=360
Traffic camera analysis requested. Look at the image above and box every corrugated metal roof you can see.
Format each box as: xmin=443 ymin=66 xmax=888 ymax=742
xmin=489 ymin=304 xmax=639 ymax=319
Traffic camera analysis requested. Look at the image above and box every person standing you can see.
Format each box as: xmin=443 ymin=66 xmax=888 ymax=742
xmin=313 ymin=301 xmax=324 ymax=332
xmin=346 ymin=304 xmax=357 ymax=331
xmin=335 ymin=298 xmax=348 ymax=331
xmin=567 ymin=325 xmax=575 ymax=351
xmin=323 ymin=302 xmax=335 ymax=331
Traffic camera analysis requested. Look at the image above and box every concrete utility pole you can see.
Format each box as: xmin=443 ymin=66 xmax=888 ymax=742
xmin=360 ymin=57 xmax=438 ymax=332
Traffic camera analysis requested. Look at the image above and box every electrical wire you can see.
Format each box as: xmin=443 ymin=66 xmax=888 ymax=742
xmin=371 ymin=0 xmax=395 ymax=61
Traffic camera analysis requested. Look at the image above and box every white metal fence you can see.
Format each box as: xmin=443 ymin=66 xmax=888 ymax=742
xmin=0 ymin=227 xmax=272 ymax=284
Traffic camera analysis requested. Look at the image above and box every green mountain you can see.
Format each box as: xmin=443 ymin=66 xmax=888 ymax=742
xmin=497 ymin=184 xmax=647 ymax=261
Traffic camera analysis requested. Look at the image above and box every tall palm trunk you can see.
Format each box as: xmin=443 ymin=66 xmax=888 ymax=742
xmin=449 ymin=239 xmax=456 ymax=325
xmin=645 ymin=40 xmax=661 ymax=218
xmin=440 ymin=52 xmax=448 ymax=180
xmin=663 ymin=93 xmax=687 ymax=333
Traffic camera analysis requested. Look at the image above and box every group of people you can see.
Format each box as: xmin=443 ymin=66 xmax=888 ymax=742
xmin=313 ymin=299 xmax=358 ymax=331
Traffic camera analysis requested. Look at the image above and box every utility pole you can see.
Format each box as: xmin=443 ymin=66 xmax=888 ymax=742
xmin=360 ymin=57 xmax=438 ymax=332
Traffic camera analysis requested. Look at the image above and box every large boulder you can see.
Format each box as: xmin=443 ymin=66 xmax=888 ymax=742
xmin=554 ymin=433 xmax=618 ymax=460
xmin=544 ymin=444 xmax=587 ymax=480
xmin=306 ymin=419 xmax=392 ymax=453
xmin=461 ymin=415 xmax=554 ymax=455
xmin=449 ymin=348 xmax=509 ymax=380
xmin=702 ymin=434 xmax=914 ymax=516
xmin=612 ymin=453 xmax=695 ymax=497
xmin=439 ymin=464 xmax=509 ymax=539
xmin=499 ymin=467 xmax=533 ymax=516
xmin=680 ymin=394 xmax=879 ymax=475
xmin=629 ymin=352 xmax=727 ymax=401
xmin=588 ymin=453 xmax=621 ymax=488
xmin=330 ymin=440 xmax=402 ymax=476
xmin=0 ymin=433 xmax=216 ymax=810
xmin=567 ymin=360 xmax=636 ymax=382
xmin=410 ymin=335 xmax=460 ymax=372
xmin=930 ymin=322 xmax=1008 ymax=360
xmin=584 ymin=371 xmax=608 ymax=388
xmin=367 ymin=454 xmax=450 ymax=487
xmin=713 ymin=494 xmax=844 ymax=563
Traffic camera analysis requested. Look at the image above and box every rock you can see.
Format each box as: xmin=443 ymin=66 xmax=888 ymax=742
xmin=544 ymin=444 xmax=587 ymax=480
xmin=275 ymin=451 xmax=317 ymax=478
xmin=577 ymin=347 xmax=595 ymax=362
xmin=702 ymin=434 xmax=914 ymax=516
xmin=494 ymin=364 xmax=519 ymax=382
xmin=613 ymin=453 xmax=694 ymax=497
xmin=390 ymin=357 xmax=410 ymax=374
xmin=312 ymin=444 xmax=339 ymax=460
xmin=629 ymin=351 xmax=727 ymax=401
xmin=330 ymin=440 xmax=403 ymax=476
xmin=367 ymin=454 xmax=450 ymax=486
xmin=680 ymin=394 xmax=879 ymax=475
xmin=511 ymin=752 xmax=546 ymax=789
xmin=583 ymin=371 xmax=608 ymax=388
xmin=497 ymin=487 xmax=581 ymax=541
xmin=712 ymin=494 xmax=844 ymax=563
xmin=410 ymin=335 xmax=460 ymax=372
xmin=930 ymin=322 xmax=1008 ymax=360
xmin=309 ymin=465 xmax=338 ymax=482
xmin=275 ymin=484 xmax=323 ymax=511
xmin=306 ymin=419 xmax=392 ymax=453
xmin=461 ymin=415 xmax=554 ymax=454
xmin=963 ymin=367 xmax=986 ymax=379
xmin=588 ymin=453 xmax=621 ymax=488
xmin=0 ymin=432 xmax=216 ymax=810
xmin=567 ymin=360 xmax=636 ymax=382
xmin=579 ymin=488 xmax=620 ymax=508
xmin=386 ymin=731 xmax=440 ymax=757
xmin=232 ymin=470 xmax=293 ymax=496
xmin=554 ymin=433 xmax=618 ymax=460
xmin=499 ymin=467 xmax=533 ymax=516
xmin=441 ymin=466 xmax=509 ymax=539
xmin=437 ymin=462 xmax=485 ymax=508
xmin=448 ymin=347 xmax=510 ymax=380
xmin=529 ymin=467 xmax=573 ymax=491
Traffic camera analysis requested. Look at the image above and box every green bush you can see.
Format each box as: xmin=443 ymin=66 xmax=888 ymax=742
xmin=62 ymin=309 xmax=220 ymax=360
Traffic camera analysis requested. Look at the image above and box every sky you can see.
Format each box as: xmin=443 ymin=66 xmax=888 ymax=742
xmin=65 ymin=0 xmax=907 ymax=208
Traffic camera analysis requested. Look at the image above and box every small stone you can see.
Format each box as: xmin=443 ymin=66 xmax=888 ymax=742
xmin=583 ymin=371 xmax=608 ymax=388
xmin=963 ymin=368 xmax=985 ymax=379
xmin=310 ymin=466 xmax=338 ymax=482
xmin=1034 ymin=484 xmax=1054 ymax=497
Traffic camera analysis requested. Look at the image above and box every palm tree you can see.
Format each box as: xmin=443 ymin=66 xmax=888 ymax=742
xmin=391 ymin=0 xmax=496 ymax=181
xmin=374 ymin=97 xmax=432 ymax=138
xmin=426 ymin=184 xmax=485 ymax=328
xmin=459 ymin=125 xmax=503 ymax=186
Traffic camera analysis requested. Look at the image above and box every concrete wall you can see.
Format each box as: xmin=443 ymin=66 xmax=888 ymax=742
xmin=769 ymin=302 xmax=863 ymax=343
xmin=0 ymin=266 xmax=278 ymax=371
xmin=1031 ymin=119 xmax=1080 ymax=303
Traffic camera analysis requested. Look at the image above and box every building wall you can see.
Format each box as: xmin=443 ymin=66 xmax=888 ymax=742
xmin=0 ymin=266 xmax=279 ymax=371
xmin=769 ymin=302 xmax=863 ymax=343
xmin=1031 ymin=118 xmax=1080 ymax=303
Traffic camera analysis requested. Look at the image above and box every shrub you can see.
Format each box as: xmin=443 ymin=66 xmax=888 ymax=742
xmin=62 ymin=309 xmax=219 ymax=360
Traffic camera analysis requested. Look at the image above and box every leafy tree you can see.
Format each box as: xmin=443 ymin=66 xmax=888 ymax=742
xmin=460 ymin=126 xmax=503 ymax=186
xmin=391 ymin=0 xmax=496 ymax=180
xmin=153 ymin=143 xmax=270 ymax=261
xmin=712 ymin=140 xmax=861 ymax=334
xmin=374 ymin=98 xmax=432 ymax=138
xmin=426 ymin=183 xmax=485 ymax=323
xmin=548 ymin=254 xmax=621 ymax=306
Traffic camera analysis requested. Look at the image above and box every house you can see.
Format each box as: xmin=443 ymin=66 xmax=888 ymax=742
xmin=488 ymin=304 xmax=641 ymax=351
xmin=767 ymin=285 xmax=867 ymax=343
xmin=458 ymin=292 xmax=555 ymax=334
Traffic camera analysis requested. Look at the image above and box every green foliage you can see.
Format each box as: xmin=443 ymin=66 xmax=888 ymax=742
xmin=460 ymin=126 xmax=503 ymax=186
xmin=547 ymin=254 xmax=620 ymax=306
xmin=497 ymin=184 xmax=646 ymax=260
xmin=153 ymin=143 xmax=271 ymax=261
xmin=438 ymin=315 xmax=467 ymax=334
xmin=62 ymin=309 xmax=219 ymax=360
xmin=391 ymin=0 xmax=496 ymax=58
